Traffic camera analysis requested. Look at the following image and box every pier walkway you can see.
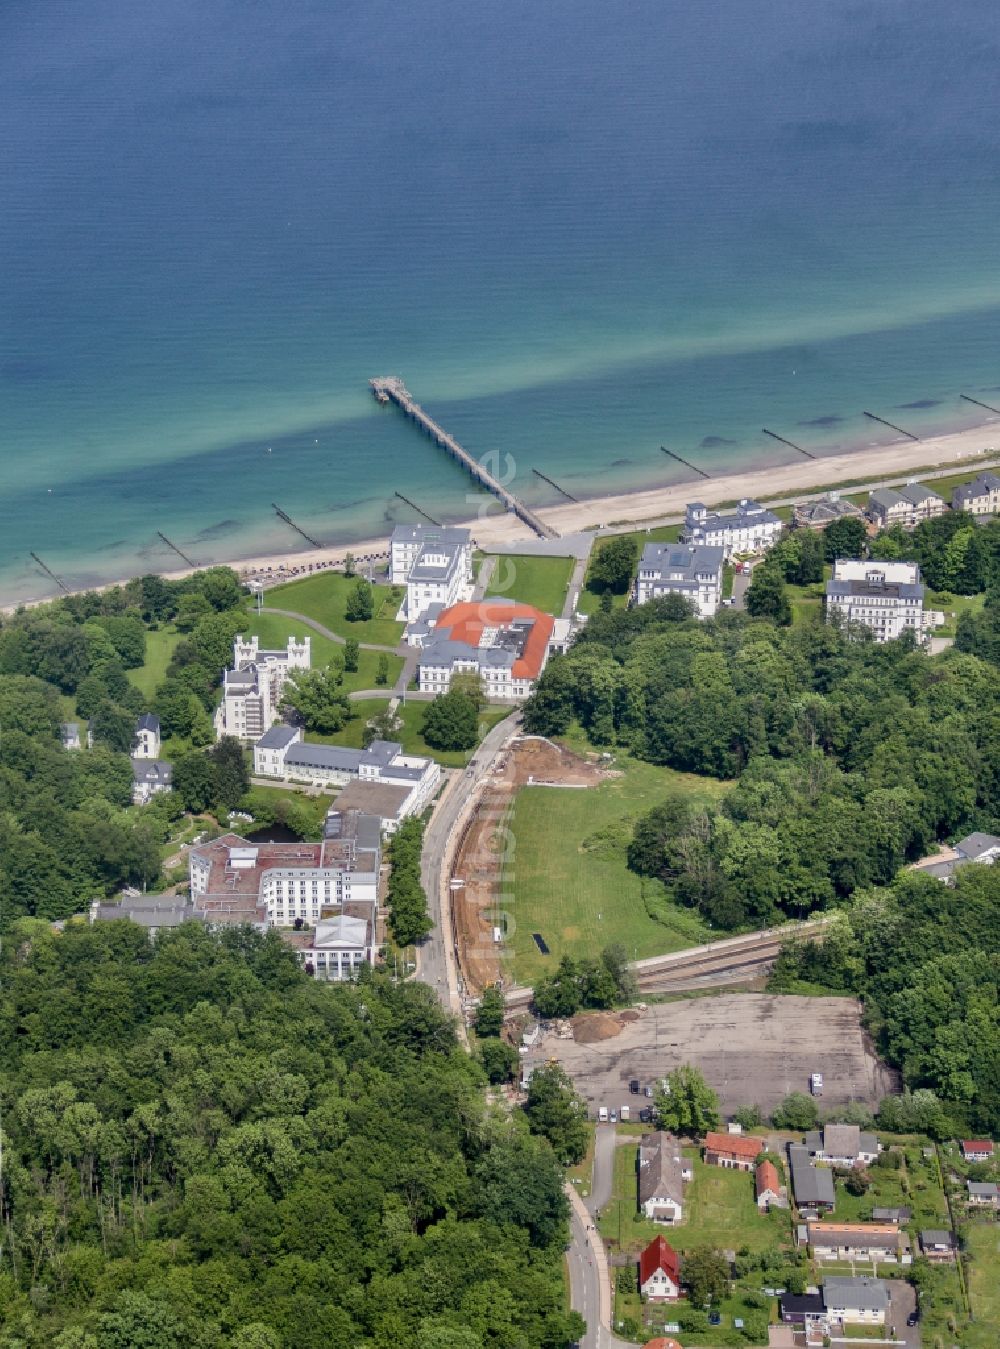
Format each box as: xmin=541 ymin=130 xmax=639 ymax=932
xmin=370 ymin=376 xmax=557 ymax=539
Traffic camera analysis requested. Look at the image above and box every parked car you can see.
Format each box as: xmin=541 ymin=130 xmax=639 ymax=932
xmin=609 ymin=1109 xmax=618 ymax=1124
xmin=708 ymin=1311 xmax=722 ymax=1327
xmin=907 ymin=1310 xmax=920 ymax=1327
xmin=639 ymin=1108 xmax=653 ymax=1123
xmin=644 ymin=1085 xmax=654 ymax=1098
xmin=810 ymin=1072 xmax=824 ymax=1096
xmin=629 ymin=1079 xmax=640 ymax=1094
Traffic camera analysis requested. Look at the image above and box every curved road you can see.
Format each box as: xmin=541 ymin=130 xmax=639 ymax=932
xmin=261 ymin=604 xmax=400 ymax=653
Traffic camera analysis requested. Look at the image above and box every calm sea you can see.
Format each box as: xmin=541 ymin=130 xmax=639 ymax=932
xmin=3 ymin=0 xmax=1000 ymax=602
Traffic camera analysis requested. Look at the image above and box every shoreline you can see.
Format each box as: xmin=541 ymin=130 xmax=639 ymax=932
xmin=5 ymin=414 xmax=1000 ymax=612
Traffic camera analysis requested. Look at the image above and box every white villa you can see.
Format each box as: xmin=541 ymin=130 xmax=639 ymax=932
xmin=214 ymin=634 xmax=310 ymax=742
xmin=825 ymin=559 xmax=925 ymax=643
xmin=390 ymin=524 xmax=473 ymax=622
xmin=134 ymin=713 xmax=161 ymax=759
xmin=867 ymin=482 xmax=946 ymax=529
xmin=633 ymin=542 xmax=725 ymax=617
xmin=952 ymin=471 xmax=1000 ymax=517
xmin=414 ymin=598 xmax=555 ymax=701
xmin=683 ymin=498 xmax=783 ymax=558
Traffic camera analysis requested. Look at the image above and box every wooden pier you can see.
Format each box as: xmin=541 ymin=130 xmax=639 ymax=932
xmin=370 ymin=376 xmax=557 ymax=539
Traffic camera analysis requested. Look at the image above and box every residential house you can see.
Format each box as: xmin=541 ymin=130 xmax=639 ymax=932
xmin=214 ymin=634 xmax=310 ymax=741
xmin=960 ymin=1139 xmax=995 ymax=1163
xmin=703 ymin=1131 xmax=763 ymax=1172
xmin=804 ymin=1124 xmax=880 ymax=1168
xmin=131 ymin=757 xmax=173 ymax=806
xmin=954 ymin=835 xmax=1000 ymax=867
xmin=967 ymin=1181 xmax=999 ymax=1210
xmin=867 ymin=482 xmax=946 ymax=529
xmin=253 ymin=726 xmax=440 ymax=820
xmin=788 ymin=1144 xmax=836 ymax=1212
xmin=793 ymin=492 xmax=865 ymax=531
xmin=821 ymin=1276 xmax=890 ymax=1328
xmin=633 ymin=543 xmax=725 ymax=618
xmin=390 ymin=524 xmax=473 ymax=622
xmin=415 ymin=598 xmax=555 ymax=700
xmin=952 ymin=471 xmax=1000 ymax=517
xmin=825 ymin=558 xmax=925 ymax=643
xmin=778 ymin=1292 xmax=826 ymax=1328
xmin=807 ymin=1222 xmax=911 ymax=1266
xmin=134 ymin=712 xmax=161 ymax=759
xmin=682 ymin=498 xmax=783 ymax=558
xmin=639 ymin=1235 xmax=682 ymax=1302
xmin=919 ymin=1230 xmax=957 ymax=1262
xmin=638 ymin=1132 xmax=691 ymax=1224
xmin=755 ymin=1160 xmax=786 ymax=1211
xmin=871 ymin=1206 xmax=911 ymax=1225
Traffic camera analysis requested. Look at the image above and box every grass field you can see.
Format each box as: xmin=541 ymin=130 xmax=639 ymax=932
xmin=307 ymin=697 xmax=510 ymax=767
xmin=266 ymin=572 xmax=405 ymax=646
xmin=504 ymin=749 xmax=729 ymax=984
xmin=927 ymin=590 xmax=985 ymax=637
xmin=127 ymin=627 xmax=182 ymax=700
xmin=598 ymin=1144 xmax=788 ymax=1257
xmin=964 ymin=1222 xmax=1000 ymax=1346
xmin=239 ymin=610 xmax=403 ymax=691
xmin=485 ymin=554 xmax=575 ymax=615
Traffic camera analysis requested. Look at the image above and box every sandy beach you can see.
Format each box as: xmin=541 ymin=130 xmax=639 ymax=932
xmin=7 ymin=417 xmax=1000 ymax=611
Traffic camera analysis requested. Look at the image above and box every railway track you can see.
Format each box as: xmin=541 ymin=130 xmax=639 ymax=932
xmin=504 ymin=918 xmax=830 ymax=1013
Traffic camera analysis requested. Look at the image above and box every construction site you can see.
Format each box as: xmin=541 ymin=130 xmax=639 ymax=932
xmin=450 ymin=735 xmax=606 ymax=995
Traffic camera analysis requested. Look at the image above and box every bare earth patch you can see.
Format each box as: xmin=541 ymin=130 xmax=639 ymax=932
xmin=572 ymin=1012 xmax=624 ymax=1043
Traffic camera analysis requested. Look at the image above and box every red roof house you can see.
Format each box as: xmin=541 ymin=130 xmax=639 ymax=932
xmin=639 ymin=1235 xmax=682 ymax=1302
xmin=704 ymin=1131 xmax=764 ymax=1171
xmin=755 ymin=1159 xmax=783 ymax=1210
xmin=960 ymin=1140 xmax=994 ymax=1162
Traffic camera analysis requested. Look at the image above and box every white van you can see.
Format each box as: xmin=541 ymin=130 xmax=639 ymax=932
xmin=620 ymin=1105 xmax=631 ymax=1122
xmin=810 ymin=1072 xmax=824 ymax=1096
xmin=598 ymin=1106 xmax=608 ymax=1123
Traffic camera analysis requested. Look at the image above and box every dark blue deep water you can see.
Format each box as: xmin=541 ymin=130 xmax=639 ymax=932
xmin=3 ymin=0 xmax=1000 ymax=600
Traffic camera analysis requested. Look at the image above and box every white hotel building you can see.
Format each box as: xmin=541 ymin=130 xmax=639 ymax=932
xmin=390 ymin=524 xmax=473 ymax=622
xmin=683 ymin=498 xmax=783 ymax=558
xmin=825 ymin=559 xmax=925 ymax=643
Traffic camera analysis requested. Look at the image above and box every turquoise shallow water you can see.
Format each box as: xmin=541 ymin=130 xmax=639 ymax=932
xmin=2 ymin=0 xmax=1000 ymax=602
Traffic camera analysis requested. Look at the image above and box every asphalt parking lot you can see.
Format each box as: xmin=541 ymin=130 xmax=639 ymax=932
xmin=535 ymin=993 xmax=899 ymax=1118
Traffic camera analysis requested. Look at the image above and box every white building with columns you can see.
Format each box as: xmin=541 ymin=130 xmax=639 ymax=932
xmin=390 ymin=524 xmax=473 ymax=621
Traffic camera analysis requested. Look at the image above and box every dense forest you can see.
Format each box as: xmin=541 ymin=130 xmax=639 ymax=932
xmin=524 ymin=582 xmax=999 ymax=930
xmin=0 ymin=921 xmax=583 ymax=1348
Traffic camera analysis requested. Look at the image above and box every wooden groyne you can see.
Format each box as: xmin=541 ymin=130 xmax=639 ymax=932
xmin=370 ymin=377 xmax=557 ymax=539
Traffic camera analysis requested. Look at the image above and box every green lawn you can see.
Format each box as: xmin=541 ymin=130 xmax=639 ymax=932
xmin=832 ymin=1143 xmax=949 ymax=1230
xmin=305 ymin=697 xmax=511 ymax=767
xmin=485 ymin=554 xmax=575 ymax=615
xmin=127 ymin=626 xmax=182 ymax=700
xmin=598 ymin=1144 xmax=789 ymax=1258
xmin=964 ymin=1222 xmax=1000 ymax=1346
xmin=239 ymin=610 xmax=403 ymax=692
xmin=266 ymin=572 xmax=405 ymax=646
xmin=927 ymin=590 xmax=985 ymax=638
xmin=577 ymin=525 xmax=682 ymax=617
xmin=504 ymin=749 xmax=730 ymax=985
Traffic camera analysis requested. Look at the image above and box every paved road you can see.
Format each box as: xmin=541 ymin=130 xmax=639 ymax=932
xmin=567 ymin=1126 xmax=634 ymax=1349
xmin=417 ymin=710 xmax=522 ymax=1008
xmin=589 ymin=1124 xmax=619 ymax=1214
xmin=885 ymin=1279 xmax=919 ymax=1348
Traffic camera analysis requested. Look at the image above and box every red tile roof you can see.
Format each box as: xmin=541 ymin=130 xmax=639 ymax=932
xmin=704 ymin=1131 xmax=763 ymax=1160
xmin=433 ymin=599 xmax=555 ymax=680
xmin=756 ymin=1159 xmax=780 ymax=1196
xmin=643 ymin=1341 xmax=683 ymax=1349
xmin=639 ymin=1235 xmax=681 ymax=1289
xmin=961 ymin=1139 xmax=994 ymax=1154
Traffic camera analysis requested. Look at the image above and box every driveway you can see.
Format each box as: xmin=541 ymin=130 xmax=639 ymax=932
xmin=885 ymin=1279 xmax=919 ymax=1347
